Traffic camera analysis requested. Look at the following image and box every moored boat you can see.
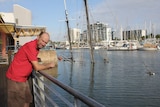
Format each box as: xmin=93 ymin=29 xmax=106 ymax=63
xmin=107 ymin=40 xmax=138 ymax=51
xmin=137 ymin=39 xmax=158 ymax=51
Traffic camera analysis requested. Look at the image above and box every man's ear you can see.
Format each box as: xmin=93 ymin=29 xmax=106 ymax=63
xmin=37 ymin=35 xmax=40 ymax=39
xmin=38 ymin=58 xmax=41 ymax=62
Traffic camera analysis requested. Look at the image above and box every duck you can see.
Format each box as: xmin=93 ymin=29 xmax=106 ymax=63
xmin=147 ymin=71 xmax=155 ymax=75
xmin=104 ymin=58 xmax=109 ymax=63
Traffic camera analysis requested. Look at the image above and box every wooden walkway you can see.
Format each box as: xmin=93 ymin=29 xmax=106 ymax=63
xmin=0 ymin=64 xmax=8 ymax=107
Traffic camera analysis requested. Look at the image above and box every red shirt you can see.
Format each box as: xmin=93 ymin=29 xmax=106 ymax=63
xmin=6 ymin=39 xmax=39 ymax=82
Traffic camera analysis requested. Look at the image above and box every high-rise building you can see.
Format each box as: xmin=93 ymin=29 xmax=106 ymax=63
xmin=122 ymin=29 xmax=147 ymax=40
xmin=81 ymin=22 xmax=112 ymax=43
xmin=69 ymin=28 xmax=81 ymax=43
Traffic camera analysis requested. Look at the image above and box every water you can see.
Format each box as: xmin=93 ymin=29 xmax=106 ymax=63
xmin=47 ymin=49 xmax=160 ymax=107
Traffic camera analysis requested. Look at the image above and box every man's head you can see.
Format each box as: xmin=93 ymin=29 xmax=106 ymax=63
xmin=37 ymin=32 xmax=50 ymax=49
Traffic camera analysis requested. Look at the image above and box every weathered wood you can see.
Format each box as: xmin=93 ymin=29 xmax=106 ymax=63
xmin=0 ymin=64 xmax=8 ymax=107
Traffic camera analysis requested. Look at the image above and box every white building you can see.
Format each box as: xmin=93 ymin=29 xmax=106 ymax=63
xmin=0 ymin=12 xmax=15 ymax=24
xmin=0 ymin=4 xmax=46 ymax=54
xmin=13 ymin=4 xmax=46 ymax=47
xmin=13 ymin=4 xmax=32 ymax=25
xmin=122 ymin=29 xmax=147 ymax=40
xmin=69 ymin=28 xmax=81 ymax=43
xmin=81 ymin=22 xmax=112 ymax=43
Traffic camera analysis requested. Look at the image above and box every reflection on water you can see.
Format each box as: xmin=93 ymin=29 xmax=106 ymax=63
xmin=46 ymin=50 xmax=160 ymax=107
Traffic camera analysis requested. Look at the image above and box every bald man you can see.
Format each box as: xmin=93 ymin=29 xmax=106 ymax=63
xmin=6 ymin=32 xmax=56 ymax=107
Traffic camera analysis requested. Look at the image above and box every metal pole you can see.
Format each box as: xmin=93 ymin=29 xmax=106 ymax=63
xmin=64 ymin=0 xmax=73 ymax=61
xmin=84 ymin=0 xmax=94 ymax=63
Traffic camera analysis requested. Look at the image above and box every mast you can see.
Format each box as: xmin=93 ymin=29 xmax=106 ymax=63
xmin=83 ymin=0 xmax=94 ymax=63
xmin=64 ymin=0 xmax=73 ymax=61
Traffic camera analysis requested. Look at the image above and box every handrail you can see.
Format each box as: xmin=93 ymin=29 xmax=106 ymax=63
xmin=33 ymin=70 xmax=105 ymax=107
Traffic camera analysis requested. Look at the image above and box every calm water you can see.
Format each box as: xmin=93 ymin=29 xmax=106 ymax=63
xmin=46 ymin=49 xmax=160 ymax=107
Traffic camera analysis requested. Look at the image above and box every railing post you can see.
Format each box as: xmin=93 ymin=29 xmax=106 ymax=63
xmin=32 ymin=75 xmax=38 ymax=107
xmin=32 ymin=72 xmax=46 ymax=107
xmin=39 ymin=75 xmax=45 ymax=107
xmin=74 ymin=97 xmax=81 ymax=107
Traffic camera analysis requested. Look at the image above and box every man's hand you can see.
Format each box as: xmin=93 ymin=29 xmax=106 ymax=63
xmin=49 ymin=62 xmax=56 ymax=68
xmin=58 ymin=56 xmax=63 ymax=61
xmin=32 ymin=61 xmax=56 ymax=71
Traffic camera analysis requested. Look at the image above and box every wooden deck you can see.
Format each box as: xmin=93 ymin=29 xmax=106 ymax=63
xmin=0 ymin=64 xmax=8 ymax=107
xmin=0 ymin=51 xmax=34 ymax=107
xmin=0 ymin=64 xmax=35 ymax=107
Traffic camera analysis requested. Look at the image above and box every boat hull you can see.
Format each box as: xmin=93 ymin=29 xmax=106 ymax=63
xmin=137 ymin=47 xmax=157 ymax=51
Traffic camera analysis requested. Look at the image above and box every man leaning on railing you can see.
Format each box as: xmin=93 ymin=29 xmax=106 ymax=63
xmin=6 ymin=32 xmax=62 ymax=107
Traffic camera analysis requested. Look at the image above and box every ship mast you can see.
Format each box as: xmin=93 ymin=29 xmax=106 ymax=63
xmin=83 ymin=0 xmax=94 ymax=63
xmin=64 ymin=0 xmax=73 ymax=61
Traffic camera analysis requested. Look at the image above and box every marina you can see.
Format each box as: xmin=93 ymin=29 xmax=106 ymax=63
xmin=0 ymin=0 xmax=160 ymax=107
xmin=1 ymin=49 xmax=160 ymax=107
xmin=54 ymin=49 xmax=160 ymax=107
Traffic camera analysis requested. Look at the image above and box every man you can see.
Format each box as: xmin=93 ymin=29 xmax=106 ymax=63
xmin=6 ymin=32 xmax=57 ymax=107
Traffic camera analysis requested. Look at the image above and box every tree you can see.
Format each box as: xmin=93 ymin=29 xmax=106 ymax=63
xmin=156 ymin=34 xmax=160 ymax=39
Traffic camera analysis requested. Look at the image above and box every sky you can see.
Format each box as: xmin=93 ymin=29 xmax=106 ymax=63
xmin=0 ymin=0 xmax=160 ymax=41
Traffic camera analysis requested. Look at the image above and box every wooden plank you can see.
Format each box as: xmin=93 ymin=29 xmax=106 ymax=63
xmin=0 ymin=64 xmax=8 ymax=107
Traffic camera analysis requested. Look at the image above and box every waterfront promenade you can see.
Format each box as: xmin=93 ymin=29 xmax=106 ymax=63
xmin=0 ymin=64 xmax=8 ymax=107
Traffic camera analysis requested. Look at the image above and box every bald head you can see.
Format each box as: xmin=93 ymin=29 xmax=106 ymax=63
xmin=37 ymin=32 xmax=50 ymax=49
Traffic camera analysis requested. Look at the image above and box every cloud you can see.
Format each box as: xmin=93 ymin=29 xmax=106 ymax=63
xmin=89 ymin=0 xmax=160 ymax=34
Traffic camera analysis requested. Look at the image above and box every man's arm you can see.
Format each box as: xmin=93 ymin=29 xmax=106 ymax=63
xmin=31 ymin=61 xmax=55 ymax=71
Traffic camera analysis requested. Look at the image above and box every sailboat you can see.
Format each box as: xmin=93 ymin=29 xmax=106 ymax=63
xmin=138 ymin=22 xmax=158 ymax=51
xmin=107 ymin=27 xmax=139 ymax=51
xmin=137 ymin=38 xmax=158 ymax=51
xmin=107 ymin=40 xmax=138 ymax=51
